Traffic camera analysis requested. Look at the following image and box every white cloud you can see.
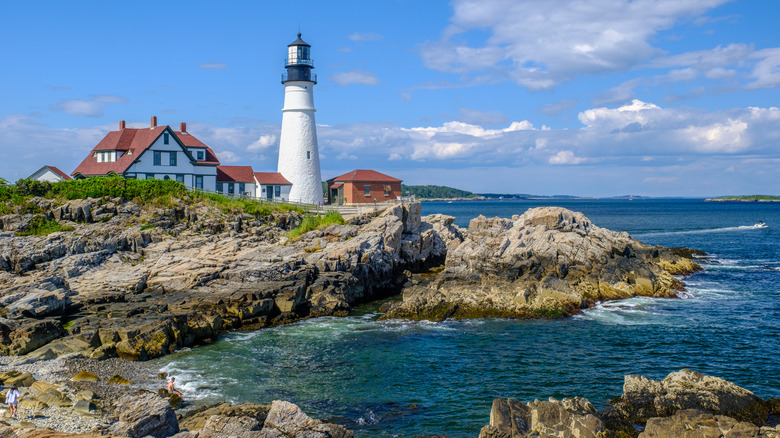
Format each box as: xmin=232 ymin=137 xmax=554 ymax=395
xmin=50 ymin=95 xmax=126 ymax=117
xmin=548 ymin=150 xmax=585 ymax=165
xmin=329 ymin=70 xmax=380 ymax=86
xmin=215 ymin=150 xmax=240 ymax=163
xmin=680 ymin=119 xmax=749 ymax=153
xmin=247 ymin=134 xmax=277 ymax=152
xmin=422 ymin=0 xmax=729 ymax=89
xmin=199 ymin=62 xmax=227 ymax=70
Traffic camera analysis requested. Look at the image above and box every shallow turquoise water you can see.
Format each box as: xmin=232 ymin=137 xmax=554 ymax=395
xmin=157 ymin=199 xmax=780 ymax=437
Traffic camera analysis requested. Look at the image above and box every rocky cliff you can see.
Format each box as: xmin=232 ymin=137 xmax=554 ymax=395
xmin=0 ymin=197 xmax=445 ymax=360
xmin=1 ymin=198 xmax=699 ymax=361
xmin=383 ymin=207 xmax=700 ymax=321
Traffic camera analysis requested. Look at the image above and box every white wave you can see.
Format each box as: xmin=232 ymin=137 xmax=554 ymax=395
xmin=576 ymin=297 xmax=671 ymax=325
xmin=636 ymin=224 xmax=767 ymax=238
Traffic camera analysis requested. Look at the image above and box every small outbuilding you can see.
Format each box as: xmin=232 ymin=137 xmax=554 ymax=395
xmin=254 ymin=172 xmax=292 ymax=202
xmin=29 ymin=165 xmax=72 ymax=183
xmin=216 ymin=165 xmax=257 ymax=197
xmin=326 ymin=169 xmax=402 ymax=205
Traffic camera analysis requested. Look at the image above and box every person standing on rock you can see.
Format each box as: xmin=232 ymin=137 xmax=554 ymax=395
xmin=168 ymin=377 xmax=184 ymax=401
xmin=5 ymin=385 xmax=20 ymax=418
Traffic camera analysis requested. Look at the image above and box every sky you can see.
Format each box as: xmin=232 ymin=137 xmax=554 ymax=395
xmin=2 ymin=0 xmax=779 ymax=197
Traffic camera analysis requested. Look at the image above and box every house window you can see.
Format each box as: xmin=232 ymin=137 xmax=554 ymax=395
xmin=238 ymin=183 xmax=245 ymax=194
xmin=384 ymin=185 xmax=391 ymax=197
xmin=169 ymin=152 xmax=177 ymax=166
xmin=154 ymin=151 xmax=161 ymax=166
xmin=163 ymin=133 xmax=169 ymax=144
xmin=146 ymin=173 xmax=154 ymax=180
xmin=216 ymin=182 xmax=223 ymax=192
xmin=364 ymin=185 xmax=371 ymax=196
xmin=228 ymin=183 xmax=235 ymax=194
xmin=96 ymin=151 xmax=117 ymax=163
xmin=176 ymin=174 xmax=184 ymax=183
xmin=274 ymin=186 xmax=281 ymax=197
xmin=195 ymin=175 xmax=203 ymax=189
xmin=197 ymin=150 xmax=204 ymax=161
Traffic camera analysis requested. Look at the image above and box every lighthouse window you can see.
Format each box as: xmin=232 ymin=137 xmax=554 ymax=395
xmin=307 ymin=151 xmax=311 ymax=160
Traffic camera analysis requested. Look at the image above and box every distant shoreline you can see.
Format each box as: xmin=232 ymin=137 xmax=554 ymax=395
xmin=704 ymin=197 xmax=780 ymax=202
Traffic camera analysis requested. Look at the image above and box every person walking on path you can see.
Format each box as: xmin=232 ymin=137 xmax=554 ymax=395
xmin=5 ymin=385 xmax=20 ymax=418
xmin=167 ymin=377 xmax=184 ymax=401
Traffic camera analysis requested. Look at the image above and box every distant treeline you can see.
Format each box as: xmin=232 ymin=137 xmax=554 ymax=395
xmin=402 ymin=185 xmax=478 ymax=199
xmin=706 ymin=195 xmax=780 ymax=202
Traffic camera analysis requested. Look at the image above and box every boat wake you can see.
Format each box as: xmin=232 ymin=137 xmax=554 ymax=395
xmin=636 ymin=224 xmax=768 ymax=238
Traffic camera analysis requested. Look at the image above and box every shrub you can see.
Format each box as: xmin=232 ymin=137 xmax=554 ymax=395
xmin=16 ymin=216 xmax=74 ymax=236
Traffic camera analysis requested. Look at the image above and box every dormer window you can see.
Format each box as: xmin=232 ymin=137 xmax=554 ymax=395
xmin=95 ymin=150 xmax=117 ymax=163
xmin=197 ymin=150 xmax=204 ymax=161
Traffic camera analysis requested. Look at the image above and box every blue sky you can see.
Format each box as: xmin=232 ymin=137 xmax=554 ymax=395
xmin=2 ymin=0 xmax=779 ymax=197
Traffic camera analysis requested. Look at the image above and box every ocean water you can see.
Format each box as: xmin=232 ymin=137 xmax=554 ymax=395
xmin=156 ymin=199 xmax=780 ymax=437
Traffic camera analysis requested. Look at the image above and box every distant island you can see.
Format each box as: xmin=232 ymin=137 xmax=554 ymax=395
xmin=704 ymin=195 xmax=780 ymax=202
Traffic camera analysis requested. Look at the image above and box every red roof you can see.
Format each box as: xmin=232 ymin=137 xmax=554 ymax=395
xmin=72 ymin=125 xmax=218 ymax=177
xmin=328 ymin=169 xmax=402 ymax=183
xmin=254 ymin=172 xmax=291 ymax=185
xmin=46 ymin=166 xmax=72 ymax=181
xmin=217 ymin=165 xmax=255 ymax=182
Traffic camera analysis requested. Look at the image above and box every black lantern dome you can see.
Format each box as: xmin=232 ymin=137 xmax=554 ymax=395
xmin=283 ymin=33 xmax=316 ymax=83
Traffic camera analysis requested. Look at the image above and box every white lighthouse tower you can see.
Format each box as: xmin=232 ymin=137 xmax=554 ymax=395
xmin=277 ymin=33 xmax=323 ymax=205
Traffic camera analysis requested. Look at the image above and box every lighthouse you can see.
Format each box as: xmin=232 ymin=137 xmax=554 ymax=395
xmin=277 ymin=33 xmax=323 ymax=205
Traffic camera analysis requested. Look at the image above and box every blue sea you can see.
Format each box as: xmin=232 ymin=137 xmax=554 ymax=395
xmin=156 ymin=199 xmax=780 ymax=437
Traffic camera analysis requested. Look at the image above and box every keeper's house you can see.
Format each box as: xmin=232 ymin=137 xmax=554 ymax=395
xmin=326 ymin=169 xmax=402 ymax=205
xmin=72 ymin=117 xmax=220 ymax=191
xmin=29 ymin=165 xmax=72 ymax=183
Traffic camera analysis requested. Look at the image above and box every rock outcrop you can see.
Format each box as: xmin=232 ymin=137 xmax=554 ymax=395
xmin=479 ymin=370 xmax=778 ymax=438
xmin=603 ymin=368 xmax=773 ymax=434
xmin=109 ymin=391 xmax=179 ymax=438
xmin=639 ymin=409 xmax=780 ymax=438
xmin=478 ymin=396 xmax=603 ymax=438
xmin=0 ymin=198 xmax=446 ymax=360
xmin=383 ymin=207 xmax=700 ymax=321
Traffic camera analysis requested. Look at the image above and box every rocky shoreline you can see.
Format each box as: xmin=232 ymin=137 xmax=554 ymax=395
xmin=1 ymin=355 xmax=778 ymax=437
xmin=2 ymin=194 xmax=752 ymax=436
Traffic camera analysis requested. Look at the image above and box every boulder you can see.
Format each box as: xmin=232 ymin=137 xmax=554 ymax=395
xmin=73 ymin=399 xmax=97 ymax=415
xmin=109 ymin=391 xmax=179 ymax=438
xmin=0 ymin=371 xmax=35 ymax=387
xmin=263 ymin=400 xmax=353 ymax=438
xmin=196 ymin=415 xmax=263 ymax=438
xmin=639 ymin=409 xmax=761 ymax=437
xmin=604 ymin=369 xmax=772 ymax=433
xmin=71 ymin=371 xmax=99 ymax=382
xmin=478 ymin=397 xmax=603 ymax=438
xmin=178 ymin=402 xmax=270 ymax=431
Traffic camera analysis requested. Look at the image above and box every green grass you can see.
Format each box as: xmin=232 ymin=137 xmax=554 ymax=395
xmin=1 ymin=176 xmax=304 ymax=218
xmin=190 ymin=191 xmax=302 ymax=216
xmin=15 ymin=216 xmax=75 ymax=236
xmin=287 ymin=210 xmax=345 ymax=240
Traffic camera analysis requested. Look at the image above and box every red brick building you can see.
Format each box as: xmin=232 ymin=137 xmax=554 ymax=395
xmin=326 ymin=169 xmax=402 ymax=205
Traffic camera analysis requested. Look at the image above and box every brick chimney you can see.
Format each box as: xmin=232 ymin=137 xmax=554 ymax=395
xmin=151 ymin=116 xmax=157 ymax=128
xmin=119 ymin=120 xmax=126 ymax=130
xmin=180 ymin=122 xmax=187 ymax=133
